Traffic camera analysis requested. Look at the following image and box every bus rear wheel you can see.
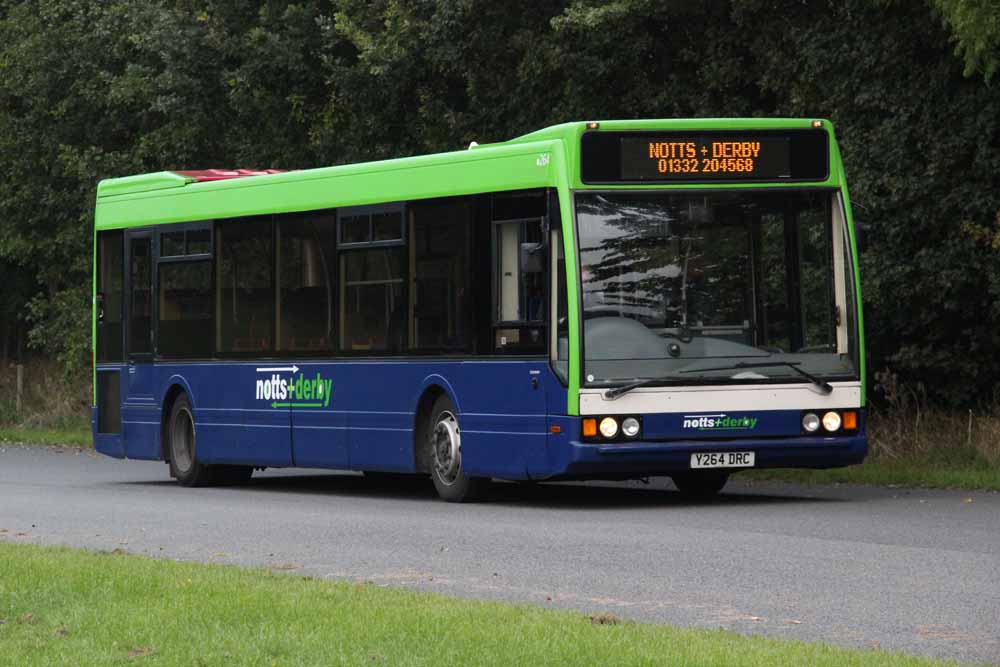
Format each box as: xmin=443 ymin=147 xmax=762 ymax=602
xmin=671 ymin=472 xmax=729 ymax=497
xmin=167 ymin=394 xmax=251 ymax=487
xmin=426 ymin=395 xmax=489 ymax=502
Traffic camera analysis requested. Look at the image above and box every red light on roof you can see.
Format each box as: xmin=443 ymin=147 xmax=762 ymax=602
xmin=174 ymin=169 xmax=285 ymax=182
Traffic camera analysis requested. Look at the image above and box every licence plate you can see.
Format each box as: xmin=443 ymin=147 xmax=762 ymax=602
xmin=690 ymin=451 xmax=755 ymax=469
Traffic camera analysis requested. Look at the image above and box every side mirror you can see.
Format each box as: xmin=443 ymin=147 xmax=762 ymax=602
xmin=520 ymin=243 xmax=544 ymax=274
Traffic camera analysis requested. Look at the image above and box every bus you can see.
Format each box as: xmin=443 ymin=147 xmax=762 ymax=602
xmin=92 ymin=119 xmax=866 ymax=502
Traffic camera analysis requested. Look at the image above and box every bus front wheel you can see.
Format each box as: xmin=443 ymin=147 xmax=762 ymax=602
xmin=426 ymin=395 xmax=489 ymax=502
xmin=670 ymin=472 xmax=729 ymax=497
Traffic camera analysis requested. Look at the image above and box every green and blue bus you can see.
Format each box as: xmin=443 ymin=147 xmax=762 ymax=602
xmin=93 ymin=119 xmax=866 ymax=501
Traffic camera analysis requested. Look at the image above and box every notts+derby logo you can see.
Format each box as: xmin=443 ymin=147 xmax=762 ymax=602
xmin=682 ymin=413 xmax=758 ymax=431
xmin=255 ymin=365 xmax=333 ymax=409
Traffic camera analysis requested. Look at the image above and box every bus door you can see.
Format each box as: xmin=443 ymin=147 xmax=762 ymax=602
xmin=94 ymin=230 xmax=125 ymax=457
xmin=470 ymin=208 xmax=550 ymax=478
xmin=122 ymin=230 xmax=157 ymax=456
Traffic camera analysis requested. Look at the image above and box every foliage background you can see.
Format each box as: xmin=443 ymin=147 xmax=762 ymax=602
xmin=0 ymin=0 xmax=997 ymax=407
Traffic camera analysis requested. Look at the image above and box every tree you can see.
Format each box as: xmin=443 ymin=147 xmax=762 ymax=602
xmin=933 ymin=0 xmax=1000 ymax=81
xmin=0 ymin=1 xmax=229 ymax=372
xmin=1 ymin=0 xmax=997 ymax=406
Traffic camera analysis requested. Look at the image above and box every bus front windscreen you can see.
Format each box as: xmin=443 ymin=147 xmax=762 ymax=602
xmin=574 ymin=190 xmax=858 ymax=387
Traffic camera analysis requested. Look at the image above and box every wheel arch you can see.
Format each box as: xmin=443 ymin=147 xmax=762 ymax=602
xmin=159 ymin=376 xmax=195 ymax=462
xmin=411 ymin=375 xmax=461 ymax=473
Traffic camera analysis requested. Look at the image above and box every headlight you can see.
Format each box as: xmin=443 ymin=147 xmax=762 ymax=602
xmin=621 ymin=417 xmax=640 ymax=438
xmin=822 ymin=411 xmax=842 ymax=432
xmin=599 ymin=417 xmax=619 ymax=438
xmin=802 ymin=413 xmax=820 ymax=432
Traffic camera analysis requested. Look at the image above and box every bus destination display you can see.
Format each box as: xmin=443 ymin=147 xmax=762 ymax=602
xmin=620 ymin=135 xmax=791 ymax=181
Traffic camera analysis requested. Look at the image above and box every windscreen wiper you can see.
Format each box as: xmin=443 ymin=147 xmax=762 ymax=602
xmin=681 ymin=361 xmax=833 ymax=394
xmin=604 ymin=374 xmax=684 ymax=400
xmin=604 ymin=375 xmax=676 ymax=401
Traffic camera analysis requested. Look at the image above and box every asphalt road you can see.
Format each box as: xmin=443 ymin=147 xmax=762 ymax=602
xmin=1 ymin=445 xmax=997 ymax=664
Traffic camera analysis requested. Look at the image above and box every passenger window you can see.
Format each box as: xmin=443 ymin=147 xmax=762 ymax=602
xmin=339 ymin=207 xmax=404 ymax=246
xmin=340 ymin=214 xmax=369 ymax=245
xmin=340 ymin=248 xmax=405 ymax=352
xmin=338 ymin=205 xmax=406 ymax=354
xmin=186 ymin=229 xmax=210 ymax=255
xmin=161 ymin=231 xmax=185 ymax=257
xmin=160 ymin=227 xmax=211 ymax=258
xmin=158 ymin=261 xmax=212 ymax=357
xmin=216 ymin=218 xmax=274 ymax=354
xmin=411 ymin=198 xmax=473 ymax=352
xmin=277 ymin=212 xmax=337 ymax=352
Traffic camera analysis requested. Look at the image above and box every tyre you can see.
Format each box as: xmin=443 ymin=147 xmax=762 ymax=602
xmin=670 ymin=471 xmax=729 ymax=497
xmin=426 ymin=395 xmax=489 ymax=502
xmin=166 ymin=394 xmax=251 ymax=487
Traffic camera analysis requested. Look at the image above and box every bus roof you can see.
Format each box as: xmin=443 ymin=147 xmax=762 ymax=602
xmin=94 ymin=118 xmax=840 ymax=230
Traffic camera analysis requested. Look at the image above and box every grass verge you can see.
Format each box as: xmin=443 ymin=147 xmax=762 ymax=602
xmin=0 ymin=423 xmax=91 ymax=448
xmin=743 ymin=458 xmax=1000 ymax=491
xmin=0 ymin=360 xmax=90 ymax=448
xmin=0 ymin=542 xmax=957 ymax=667
xmin=746 ymin=398 xmax=1000 ymax=491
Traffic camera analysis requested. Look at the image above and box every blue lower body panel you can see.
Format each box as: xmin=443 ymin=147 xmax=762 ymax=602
xmin=93 ymin=358 xmax=867 ymax=482
xmin=93 ymin=359 xmax=561 ymax=480
xmin=543 ymin=434 xmax=867 ymax=480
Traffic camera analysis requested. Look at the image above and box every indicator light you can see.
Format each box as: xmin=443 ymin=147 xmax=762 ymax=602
xmin=842 ymin=411 xmax=857 ymax=430
xmin=582 ymin=418 xmax=597 ymax=437
xmin=599 ymin=417 xmax=619 ymax=438
xmin=550 ymin=425 xmax=562 ymax=434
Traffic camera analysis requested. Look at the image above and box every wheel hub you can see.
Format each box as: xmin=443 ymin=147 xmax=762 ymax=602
xmin=432 ymin=412 xmax=461 ymax=486
xmin=171 ymin=407 xmax=195 ymax=473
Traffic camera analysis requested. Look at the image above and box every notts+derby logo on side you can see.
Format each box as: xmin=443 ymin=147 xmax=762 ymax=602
xmin=255 ymin=365 xmax=333 ymax=409
xmin=682 ymin=413 xmax=758 ymax=431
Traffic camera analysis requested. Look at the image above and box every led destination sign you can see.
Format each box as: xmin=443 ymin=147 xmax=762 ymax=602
xmin=621 ymin=136 xmax=790 ymax=181
xmin=579 ymin=129 xmax=829 ymax=184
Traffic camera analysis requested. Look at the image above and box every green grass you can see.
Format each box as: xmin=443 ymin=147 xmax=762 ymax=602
xmin=743 ymin=459 xmax=1000 ymax=491
xmin=744 ymin=404 xmax=1000 ymax=491
xmin=743 ymin=442 xmax=1000 ymax=491
xmin=0 ymin=542 xmax=957 ymax=667
xmin=0 ymin=423 xmax=91 ymax=448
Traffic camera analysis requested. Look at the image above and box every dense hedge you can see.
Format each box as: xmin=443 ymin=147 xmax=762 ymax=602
xmin=1 ymin=1 xmax=997 ymax=405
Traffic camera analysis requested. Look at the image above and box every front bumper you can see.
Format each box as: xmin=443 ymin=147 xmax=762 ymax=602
xmin=543 ymin=429 xmax=867 ymax=479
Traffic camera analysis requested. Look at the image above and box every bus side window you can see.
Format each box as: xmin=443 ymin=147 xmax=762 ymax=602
xmin=216 ymin=218 xmax=274 ymax=354
xmin=411 ymin=197 xmax=474 ymax=352
xmin=336 ymin=205 xmax=406 ymax=354
xmin=277 ymin=212 xmax=337 ymax=353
